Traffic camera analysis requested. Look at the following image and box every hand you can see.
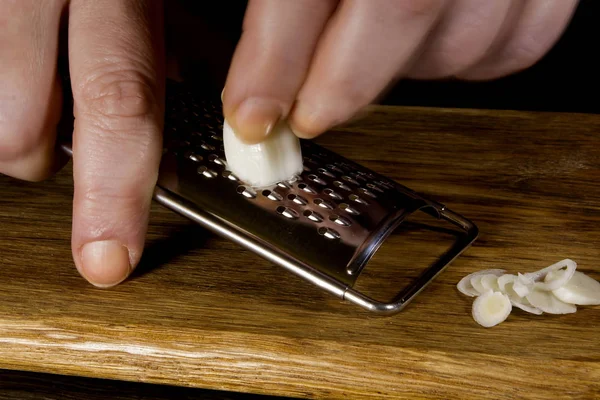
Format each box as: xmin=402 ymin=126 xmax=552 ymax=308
xmin=222 ymin=0 xmax=579 ymax=143
xmin=0 ymin=0 xmax=164 ymax=287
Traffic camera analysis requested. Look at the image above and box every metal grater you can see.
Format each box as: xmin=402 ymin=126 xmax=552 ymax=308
xmin=62 ymin=80 xmax=478 ymax=315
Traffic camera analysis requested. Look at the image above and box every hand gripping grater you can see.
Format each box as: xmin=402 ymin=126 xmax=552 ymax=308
xmin=62 ymin=80 xmax=478 ymax=315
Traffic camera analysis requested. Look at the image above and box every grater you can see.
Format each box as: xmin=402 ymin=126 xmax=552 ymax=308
xmin=62 ymin=80 xmax=478 ymax=315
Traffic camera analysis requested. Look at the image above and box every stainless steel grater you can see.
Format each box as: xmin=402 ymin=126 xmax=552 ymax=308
xmin=63 ymin=80 xmax=479 ymax=315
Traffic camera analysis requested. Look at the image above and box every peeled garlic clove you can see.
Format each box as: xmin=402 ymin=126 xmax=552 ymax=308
xmin=551 ymin=271 xmax=600 ymax=305
xmin=223 ymin=119 xmax=303 ymax=188
xmin=526 ymin=288 xmax=577 ymax=314
xmin=472 ymin=290 xmax=512 ymax=327
xmin=457 ymin=269 xmax=505 ymax=297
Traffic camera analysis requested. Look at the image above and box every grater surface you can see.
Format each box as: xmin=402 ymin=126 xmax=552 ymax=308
xmin=151 ymin=81 xmax=479 ymax=314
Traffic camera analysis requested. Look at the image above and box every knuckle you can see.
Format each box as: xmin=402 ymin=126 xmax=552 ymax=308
xmin=78 ymin=70 xmax=157 ymax=120
xmin=78 ymin=172 xmax=154 ymax=222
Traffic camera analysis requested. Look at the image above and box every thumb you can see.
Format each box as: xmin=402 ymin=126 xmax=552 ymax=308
xmin=68 ymin=0 xmax=164 ymax=287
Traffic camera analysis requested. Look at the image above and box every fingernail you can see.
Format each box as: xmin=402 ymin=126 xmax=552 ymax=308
xmin=231 ymin=97 xmax=283 ymax=144
xmin=80 ymin=240 xmax=131 ymax=288
xmin=221 ymin=88 xmax=225 ymax=103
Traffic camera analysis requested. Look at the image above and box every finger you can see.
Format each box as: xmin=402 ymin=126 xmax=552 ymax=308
xmin=68 ymin=0 xmax=165 ymax=287
xmin=0 ymin=0 xmax=65 ymax=181
xmin=289 ymin=0 xmax=447 ymax=138
xmin=459 ymin=0 xmax=579 ymax=80
xmin=222 ymin=0 xmax=339 ymax=144
xmin=407 ymin=0 xmax=514 ymax=79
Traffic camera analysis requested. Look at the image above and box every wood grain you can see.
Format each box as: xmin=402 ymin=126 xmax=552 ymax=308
xmin=0 ymin=106 xmax=599 ymax=399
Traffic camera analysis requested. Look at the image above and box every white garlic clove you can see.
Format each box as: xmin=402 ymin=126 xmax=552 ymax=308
xmin=223 ymin=119 xmax=303 ymax=188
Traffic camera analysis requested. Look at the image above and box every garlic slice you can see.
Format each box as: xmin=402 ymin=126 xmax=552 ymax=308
xmin=533 ymin=259 xmax=576 ymax=291
xmin=551 ymin=271 xmax=600 ymax=305
xmin=497 ymin=274 xmax=543 ymax=315
xmin=525 ymin=288 xmax=577 ymax=314
xmin=472 ymin=290 xmax=512 ymax=328
xmin=223 ymin=119 xmax=303 ymax=188
xmin=457 ymin=269 xmax=505 ymax=297
xmin=480 ymin=274 xmax=501 ymax=292
xmin=525 ymin=259 xmax=577 ymax=282
xmin=512 ymin=273 xmax=533 ymax=297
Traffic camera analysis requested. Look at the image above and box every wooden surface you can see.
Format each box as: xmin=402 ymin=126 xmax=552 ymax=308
xmin=0 ymin=106 xmax=599 ymax=399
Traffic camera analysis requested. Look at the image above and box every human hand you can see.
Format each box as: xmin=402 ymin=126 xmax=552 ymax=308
xmin=222 ymin=0 xmax=579 ymax=143
xmin=0 ymin=0 xmax=164 ymax=287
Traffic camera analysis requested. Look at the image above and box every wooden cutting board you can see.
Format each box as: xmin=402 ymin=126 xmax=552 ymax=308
xmin=0 ymin=105 xmax=598 ymax=399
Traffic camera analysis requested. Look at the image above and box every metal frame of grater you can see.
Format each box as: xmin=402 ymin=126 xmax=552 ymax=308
xmin=62 ymin=80 xmax=479 ymax=315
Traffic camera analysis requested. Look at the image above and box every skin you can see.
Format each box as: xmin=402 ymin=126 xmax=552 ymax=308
xmin=0 ymin=0 xmax=579 ymax=287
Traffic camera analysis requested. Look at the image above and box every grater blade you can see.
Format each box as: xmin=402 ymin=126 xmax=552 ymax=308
xmin=62 ymin=80 xmax=479 ymax=315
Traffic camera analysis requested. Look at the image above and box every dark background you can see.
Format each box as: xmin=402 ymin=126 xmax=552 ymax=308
xmin=170 ymin=0 xmax=599 ymax=115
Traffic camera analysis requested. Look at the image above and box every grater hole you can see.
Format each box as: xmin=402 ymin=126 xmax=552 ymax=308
xmin=237 ymin=185 xmax=256 ymax=199
xmin=277 ymin=206 xmax=299 ymax=219
xmin=366 ymin=183 xmax=385 ymax=193
xmin=359 ymin=187 xmax=377 ymax=198
xmin=262 ymin=190 xmax=283 ymax=201
xmin=208 ymin=154 xmax=225 ymax=166
xmin=339 ymin=203 xmax=360 ymax=215
xmin=318 ymin=168 xmax=336 ymax=178
xmin=303 ymin=209 xmax=323 ymax=223
xmin=185 ymin=151 xmax=203 ymax=162
xmin=197 ymin=166 xmax=217 ymax=178
xmin=298 ymin=183 xmax=317 ymax=194
xmin=352 ymin=173 xmax=368 ymax=183
xmin=223 ymin=170 xmax=238 ymax=181
xmin=326 ymin=164 xmax=345 ymax=174
xmin=308 ymin=174 xmax=327 ymax=185
xmin=349 ymin=194 xmax=369 ymax=205
xmin=318 ymin=227 xmax=340 ymax=240
xmin=329 ymin=214 xmax=351 ymax=227
xmin=314 ymin=198 xmax=334 ymax=209
xmin=287 ymin=194 xmax=308 ymax=205
xmin=277 ymin=181 xmax=293 ymax=189
xmin=201 ymin=143 xmax=216 ymax=151
xmin=323 ymin=188 xmax=343 ymax=200
xmin=333 ymin=181 xmax=352 ymax=191
xmin=342 ymin=175 xmax=360 ymax=186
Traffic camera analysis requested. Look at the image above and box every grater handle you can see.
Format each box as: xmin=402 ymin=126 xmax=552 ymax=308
xmin=344 ymin=204 xmax=479 ymax=314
